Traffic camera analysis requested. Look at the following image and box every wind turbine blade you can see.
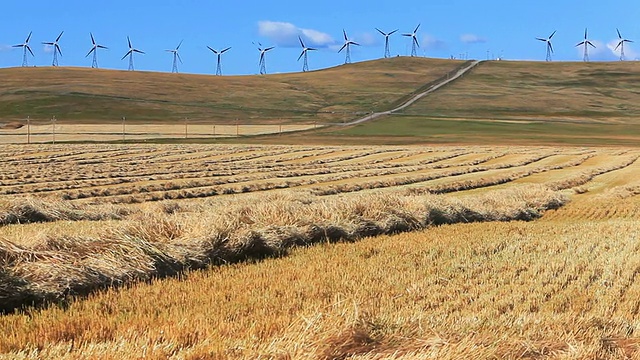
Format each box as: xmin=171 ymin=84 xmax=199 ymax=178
xmin=222 ymin=47 xmax=231 ymax=53
xmin=376 ymin=28 xmax=386 ymax=36
xmin=97 ymin=45 xmax=108 ymax=49
xmin=26 ymin=31 xmax=32 ymax=43
xmin=576 ymin=41 xmax=585 ymax=47
xmin=259 ymin=53 xmax=265 ymax=63
xmin=617 ymin=28 xmax=622 ymax=39
xmin=176 ymin=40 xmax=183 ymax=50
xmin=308 ymin=48 xmax=317 ymax=51
xmin=127 ymin=36 xmax=132 ymax=49
xmin=121 ymin=50 xmax=132 ymax=60
xmin=298 ymin=50 xmax=305 ymax=61
xmin=536 ymin=38 xmax=547 ymax=42
xmin=265 ymin=47 xmax=274 ymax=51
xmin=414 ymin=38 xmax=419 ymax=47
xmin=389 ymin=29 xmax=398 ymax=35
xmin=177 ymin=53 xmax=183 ymax=64
xmin=584 ymin=28 xmax=588 ymax=40
xmin=134 ymin=49 xmax=145 ymax=54
xmin=12 ymin=45 xmax=22 ymax=48
xmin=90 ymin=32 xmax=96 ymax=45
xmin=343 ymin=29 xmax=348 ymax=41
xmin=26 ymin=46 xmax=34 ymax=57
xmin=353 ymin=42 xmax=360 ymax=46
xmin=338 ymin=43 xmax=347 ymax=53
xmin=86 ymin=47 xmax=95 ymax=57
xmin=42 ymin=42 xmax=54 ymax=45
xmin=299 ymin=36 xmax=305 ymax=48
xmin=627 ymin=39 xmax=634 ymax=43
xmin=56 ymin=31 xmax=64 ymax=42
xmin=615 ymin=41 xmax=622 ymax=51
xmin=588 ymin=41 xmax=596 ymax=48
xmin=402 ymin=33 xmax=411 ymax=37
xmin=207 ymin=46 xmax=216 ymax=53
xmin=548 ymin=42 xmax=554 ymax=53
xmin=56 ymin=44 xmax=62 ymax=56
xmin=549 ymin=30 xmax=556 ymax=39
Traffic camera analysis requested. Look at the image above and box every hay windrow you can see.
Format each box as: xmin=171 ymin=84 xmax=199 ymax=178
xmin=0 ymin=185 xmax=566 ymax=313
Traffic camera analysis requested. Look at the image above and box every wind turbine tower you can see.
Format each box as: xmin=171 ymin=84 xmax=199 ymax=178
xmin=376 ymin=28 xmax=398 ymax=58
xmin=615 ymin=29 xmax=633 ymax=61
xmin=536 ymin=30 xmax=556 ymax=62
xmin=576 ymin=28 xmax=595 ymax=62
xmin=402 ymin=24 xmax=420 ymax=57
xmin=167 ymin=40 xmax=183 ymax=73
xmin=255 ymin=43 xmax=274 ymax=75
xmin=298 ymin=36 xmax=317 ymax=72
xmin=207 ymin=46 xmax=231 ymax=76
xmin=42 ymin=31 xmax=64 ymax=66
xmin=122 ymin=36 xmax=145 ymax=71
xmin=339 ymin=30 xmax=360 ymax=64
xmin=86 ymin=33 xmax=108 ymax=68
xmin=13 ymin=32 xmax=34 ymax=67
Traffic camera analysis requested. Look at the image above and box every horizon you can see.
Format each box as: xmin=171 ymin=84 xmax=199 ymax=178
xmin=0 ymin=0 xmax=638 ymax=75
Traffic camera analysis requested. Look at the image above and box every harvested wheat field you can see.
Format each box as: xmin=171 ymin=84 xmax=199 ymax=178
xmin=1 ymin=144 xmax=640 ymax=359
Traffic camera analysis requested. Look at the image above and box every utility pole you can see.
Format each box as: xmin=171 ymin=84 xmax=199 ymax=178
xmin=184 ymin=117 xmax=188 ymax=139
xmin=26 ymin=116 xmax=31 ymax=144
xmin=122 ymin=116 xmax=126 ymax=142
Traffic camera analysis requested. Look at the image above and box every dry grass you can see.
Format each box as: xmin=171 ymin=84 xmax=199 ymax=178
xmin=0 ymin=185 xmax=564 ymax=313
xmin=2 ymin=217 xmax=640 ymax=358
xmin=1 ymin=144 xmax=640 ymax=358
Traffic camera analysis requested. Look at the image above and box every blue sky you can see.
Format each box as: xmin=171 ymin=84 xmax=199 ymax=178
xmin=0 ymin=0 xmax=638 ymax=75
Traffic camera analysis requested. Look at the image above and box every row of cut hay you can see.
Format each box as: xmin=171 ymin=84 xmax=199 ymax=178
xmin=0 ymin=198 xmax=133 ymax=226
xmin=0 ymin=185 xmax=566 ymax=313
xmin=545 ymin=155 xmax=640 ymax=191
xmin=313 ymin=152 xmax=580 ymax=196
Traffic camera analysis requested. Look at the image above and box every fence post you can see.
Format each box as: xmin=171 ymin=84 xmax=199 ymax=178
xmin=184 ymin=117 xmax=188 ymax=139
xmin=236 ymin=119 xmax=239 ymax=136
xmin=26 ymin=116 xmax=30 ymax=144
xmin=122 ymin=116 xmax=126 ymax=142
xmin=52 ymin=116 xmax=56 ymax=144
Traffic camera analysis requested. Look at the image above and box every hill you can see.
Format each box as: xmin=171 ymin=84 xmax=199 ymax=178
xmin=0 ymin=58 xmax=465 ymax=125
xmin=333 ymin=60 xmax=640 ymax=146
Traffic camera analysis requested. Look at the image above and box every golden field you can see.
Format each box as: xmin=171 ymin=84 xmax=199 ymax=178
xmin=0 ymin=144 xmax=639 ymax=358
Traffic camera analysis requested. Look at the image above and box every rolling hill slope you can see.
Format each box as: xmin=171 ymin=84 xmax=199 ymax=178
xmin=335 ymin=60 xmax=640 ymax=146
xmin=0 ymin=58 xmax=465 ymax=125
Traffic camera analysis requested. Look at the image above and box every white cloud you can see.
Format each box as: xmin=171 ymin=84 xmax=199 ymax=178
xmin=422 ymin=35 xmax=447 ymax=50
xmin=43 ymin=44 xmax=54 ymax=53
xmin=460 ymin=34 xmax=487 ymax=44
xmin=0 ymin=45 xmax=12 ymax=52
xmin=258 ymin=21 xmax=335 ymax=48
xmin=355 ymin=32 xmax=378 ymax=47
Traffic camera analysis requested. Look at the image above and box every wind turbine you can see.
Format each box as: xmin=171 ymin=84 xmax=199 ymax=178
xmin=402 ymin=24 xmax=420 ymax=57
xmin=166 ymin=40 xmax=183 ymax=73
xmin=86 ymin=33 xmax=108 ymax=69
xmin=376 ymin=28 xmax=398 ymax=58
xmin=255 ymin=43 xmax=274 ymax=75
xmin=339 ymin=30 xmax=360 ymax=64
xmin=615 ymin=29 xmax=633 ymax=61
xmin=13 ymin=31 xmax=34 ymax=67
xmin=536 ymin=30 xmax=556 ymax=62
xmin=298 ymin=36 xmax=317 ymax=72
xmin=42 ymin=31 xmax=64 ymax=66
xmin=207 ymin=46 xmax=231 ymax=76
xmin=576 ymin=28 xmax=595 ymax=62
xmin=122 ymin=36 xmax=145 ymax=71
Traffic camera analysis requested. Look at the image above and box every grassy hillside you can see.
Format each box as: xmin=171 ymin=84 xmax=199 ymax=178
xmin=400 ymin=60 xmax=640 ymax=123
xmin=0 ymin=58 xmax=465 ymax=124
xmin=330 ymin=60 xmax=640 ymax=146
